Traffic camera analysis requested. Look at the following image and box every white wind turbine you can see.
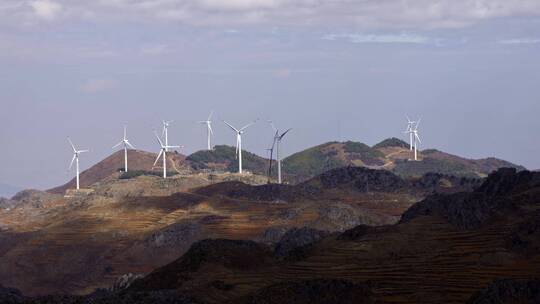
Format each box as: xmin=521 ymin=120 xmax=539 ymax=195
xmin=269 ymin=121 xmax=292 ymax=184
xmin=404 ymin=116 xmax=417 ymax=151
xmin=153 ymin=131 xmax=181 ymax=178
xmin=112 ymin=125 xmax=135 ymax=173
xmin=198 ymin=111 xmax=214 ymax=150
xmin=161 ymin=120 xmax=173 ymax=151
xmin=223 ymin=120 xmax=257 ymax=174
xmin=412 ymin=119 xmax=422 ymax=161
xmin=67 ymin=137 xmax=88 ymax=190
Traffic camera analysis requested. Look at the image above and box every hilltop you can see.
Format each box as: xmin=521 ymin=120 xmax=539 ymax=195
xmin=282 ymin=138 xmax=525 ymax=183
xmin=48 ymin=150 xmax=189 ymax=194
xmin=186 ymin=145 xmax=268 ymax=175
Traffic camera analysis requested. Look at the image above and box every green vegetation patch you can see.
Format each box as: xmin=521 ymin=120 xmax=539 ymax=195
xmin=372 ymin=138 xmax=409 ymax=149
xmin=283 ymin=142 xmax=346 ymax=180
xmin=119 ymin=170 xmax=177 ymax=179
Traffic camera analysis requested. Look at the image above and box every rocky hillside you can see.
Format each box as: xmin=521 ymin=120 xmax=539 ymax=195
xmin=25 ymin=167 xmax=534 ymax=304
xmin=0 ymin=166 xmax=444 ymax=297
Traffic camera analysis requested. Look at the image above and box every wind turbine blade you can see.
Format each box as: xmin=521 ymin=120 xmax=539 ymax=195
xmin=67 ymin=137 xmax=76 ymax=153
xmin=208 ymin=110 xmax=214 ymax=121
xmin=112 ymin=141 xmax=123 ymax=149
xmin=167 ymin=145 xmax=182 ymax=149
xmin=268 ymin=120 xmax=277 ymax=132
xmin=223 ymin=120 xmax=239 ymax=133
xmin=415 ymin=133 xmax=422 ymax=144
xmin=415 ymin=118 xmax=421 ymax=130
xmin=69 ymin=154 xmax=76 ymax=170
xmin=124 ymin=125 xmax=127 ymax=140
xmin=154 ymin=131 xmax=164 ymax=147
xmin=126 ymin=141 xmax=135 ymax=149
xmin=153 ymin=150 xmax=163 ymax=166
xmin=78 ymin=150 xmax=89 ymax=153
xmin=240 ymin=120 xmax=256 ymax=132
xmin=208 ymin=124 xmax=214 ymax=135
xmin=279 ymin=128 xmax=292 ymax=140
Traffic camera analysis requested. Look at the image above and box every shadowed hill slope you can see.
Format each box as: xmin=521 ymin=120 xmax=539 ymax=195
xmin=112 ymin=168 xmax=540 ymax=304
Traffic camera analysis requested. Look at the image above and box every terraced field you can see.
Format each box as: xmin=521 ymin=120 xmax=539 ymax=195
xmin=126 ymin=168 xmax=540 ymax=304
xmin=0 ymin=169 xmax=425 ymax=296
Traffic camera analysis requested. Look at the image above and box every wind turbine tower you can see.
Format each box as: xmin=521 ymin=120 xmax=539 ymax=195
xmin=112 ymin=125 xmax=135 ymax=172
xmin=67 ymin=137 xmax=88 ymax=190
xmin=162 ymin=120 xmax=173 ymax=151
xmin=223 ymin=120 xmax=257 ymax=174
xmin=153 ymin=131 xmax=181 ymax=178
xmin=404 ymin=116 xmax=416 ymax=151
xmin=270 ymin=121 xmax=292 ymax=184
xmin=412 ymin=119 xmax=422 ymax=161
xmin=199 ymin=111 xmax=214 ymax=150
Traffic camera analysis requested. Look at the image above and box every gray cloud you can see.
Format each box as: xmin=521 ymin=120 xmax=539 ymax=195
xmin=4 ymin=0 xmax=540 ymax=29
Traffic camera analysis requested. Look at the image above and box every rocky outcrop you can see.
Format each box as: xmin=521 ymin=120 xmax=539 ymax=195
xmin=274 ymin=227 xmax=330 ymax=261
xmin=110 ymin=273 xmax=144 ymax=291
xmin=246 ymin=279 xmax=374 ymax=304
xmin=307 ymin=166 xmax=406 ymax=192
xmin=400 ymin=168 xmax=540 ymax=229
xmin=467 ymin=279 xmax=540 ymax=304
xmin=144 ymin=222 xmax=202 ymax=248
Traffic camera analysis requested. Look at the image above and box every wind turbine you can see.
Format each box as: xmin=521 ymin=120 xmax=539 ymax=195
xmin=223 ymin=119 xmax=257 ymax=174
xmin=412 ymin=119 xmax=422 ymax=161
xmin=112 ymin=125 xmax=135 ymax=173
xmin=161 ymin=120 xmax=173 ymax=151
xmin=198 ymin=111 xmax=214 ymax=150
xmin=269 ymin=121 xmax=292 ymax=184
xmin=67 ymin=137 xmax=88 ymax=190
xmin=153 ymin=131 xmax=181 ymax=178
xmin=266 ymin=130 xmax=278 ymax=182
xmin=404 ymin=116 xmax=416 ymax=151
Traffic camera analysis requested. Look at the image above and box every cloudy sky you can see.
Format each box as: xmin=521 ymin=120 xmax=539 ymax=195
xmin=1 ymin=0 xmax=540 ymax=191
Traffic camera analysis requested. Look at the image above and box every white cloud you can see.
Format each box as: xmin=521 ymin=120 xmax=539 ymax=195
xmin=196 ymin=0 xmax=281 ymax=11
xmin=323 ymin=33 xmax=430 ymax=44
xmin=81 ymin=79 xmax=116 ymax=93
xmin=498 ymin=38 xmax=540 ymax=45
xmin=30 ymin=0 xmax=62 ymax=20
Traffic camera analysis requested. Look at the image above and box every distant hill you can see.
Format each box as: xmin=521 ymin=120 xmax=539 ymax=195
xmin=48 ymin=149 xmax=188 ymax=194
xmin=281 ymin=138 xmax=525 ymax=183
xmin=282 ymin=141 xmax=385 ymax=183
xmin=45 ymin=139 xmax=526 ymax=193
xmin=0 ymin=183 xmax=22 ymax=199
xmin=186 ymin=145 xmax=268 ymax=176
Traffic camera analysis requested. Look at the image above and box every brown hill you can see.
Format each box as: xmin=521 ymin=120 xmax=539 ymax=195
xmin=0 ymin=168 xmax=443 ymax=296
xmin=117 ymin=168 xmax=540 ymax=304
xmin=48 ymin=150 xmax=188 ymax=194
